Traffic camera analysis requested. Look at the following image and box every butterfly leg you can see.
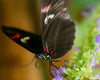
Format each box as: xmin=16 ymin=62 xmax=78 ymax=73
xmin=53 ymin=60 xmax=68 ymax=67
xmin=49 ymin=61 xmax=52 ymax=72
xmin=64 ymin=60 xmax=69 ymax=64
xmin=51 ymin=63 xmax=69 ymax=80
xmin=53 ymin=60 xmax=77 ymax=72
xmin=49 ymin=61 xmax=54 ymax=77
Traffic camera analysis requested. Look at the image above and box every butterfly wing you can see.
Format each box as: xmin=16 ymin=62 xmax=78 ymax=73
xmin=2 ymin=26 xmax=43 ymax=54
xmin=40 ymin=0 xmax=75 ymax=59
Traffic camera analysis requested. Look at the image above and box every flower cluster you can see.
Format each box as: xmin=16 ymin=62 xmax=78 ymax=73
xmin=51 ymin=68 xmax=63 ymax=80
xmin=90 ymin=17 xmax=100 ymax=68
xmin=89 ymin=17 xmax=100 ymax=79
xmin=81 ymin=5 xmax=94 ymax=18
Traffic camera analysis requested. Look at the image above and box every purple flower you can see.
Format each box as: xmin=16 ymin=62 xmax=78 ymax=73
xmin=94 ymin=17 xmax=100 ymax=47
xmin=74 ymin=47 xmax=80 ymax=51
xmin=96 ymin=17 xmax=100 ymax=33
xmin=96 ymin=17 xmax=100 ymax=26
xmin=89 ymin=48 xmax=99 ymax=68
xmin=81 ymin=11 xmax=91 ymax=18
xmin=93 ymin=73 xmax=100 ymax=79
xmin=90 ymin=17 xmax=100 ymax=68
xmin=85 ymin=5 xmax=94 ymax=11
xmin=51 ymin=68 xmax=63 ymax=80
xmin=81 ymin=5 xmax=94 ymax=18
xmin=94 ymin=34 xmax=100 ymax=48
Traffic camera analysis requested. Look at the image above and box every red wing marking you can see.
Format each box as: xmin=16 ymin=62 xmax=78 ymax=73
xmin=52 ymin=53 xmax=54 ymax=56
xmin=51 ymin=51 xmax=54 ymax=56
xmin=51 ymin=51 xmax=53 ymax=54
xmin=43 ymin=46 xmax=46 ymax=53
xmin=41 ymin=4 xmax=51 ymax=13
xmin=49 ymin=48 xmax=54 ymax=56
xmin=49 ymin=48 xmax=51 ymax=50
xmin=11 ymin=33 xmax=20 ymax=39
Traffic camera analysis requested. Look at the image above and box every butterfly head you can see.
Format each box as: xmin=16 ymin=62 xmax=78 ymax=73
xmin=35 ymin=52 xmax=53 ymax=62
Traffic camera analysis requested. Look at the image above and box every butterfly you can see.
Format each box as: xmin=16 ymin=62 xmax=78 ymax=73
xmin=1 ymin=0 xmax=75 ymax=72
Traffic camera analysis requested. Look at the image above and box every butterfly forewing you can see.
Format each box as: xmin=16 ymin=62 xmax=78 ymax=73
xmin=40 ymin=0 xmax=75 ymax=58
xmin=2 ymin=26 xmax=43 ymax=54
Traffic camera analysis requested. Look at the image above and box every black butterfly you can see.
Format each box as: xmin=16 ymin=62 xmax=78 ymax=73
xmin=1 ymin=0 xmax=75 ymax=72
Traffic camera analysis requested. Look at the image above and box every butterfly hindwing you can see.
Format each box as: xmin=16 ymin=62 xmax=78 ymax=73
xmin=40 ymin=0 xmax=75 ymax=58
xmin=2 ymin=26 xmax=43 ymax=54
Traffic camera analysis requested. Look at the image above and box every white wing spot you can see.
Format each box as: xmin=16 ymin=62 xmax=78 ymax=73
xmin=44 ymin=14 xmax=54 ymax=24
xmin=20 ymin=36 xmax=30 ymax=43
xmin=63 ymin=8 xmax=67 ymax=11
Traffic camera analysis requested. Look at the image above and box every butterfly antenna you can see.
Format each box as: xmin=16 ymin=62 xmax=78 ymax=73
xmin=14 ymin=56 xmax=35 ymax=68
xmin=53 ymin=60 xmax=68 ymax=66
xmin=49 ymin=61 xmax=54 ymax=77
